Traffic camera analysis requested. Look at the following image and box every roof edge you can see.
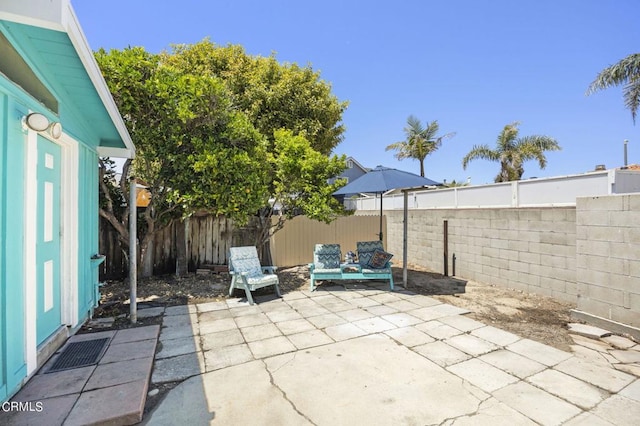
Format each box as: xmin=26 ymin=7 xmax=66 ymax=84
xmin=0 ymin=0 xmax=135 ymax=159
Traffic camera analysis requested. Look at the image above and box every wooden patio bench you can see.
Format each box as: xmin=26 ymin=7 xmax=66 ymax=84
xmin=309 ymin=242 xmax=394 ymax=291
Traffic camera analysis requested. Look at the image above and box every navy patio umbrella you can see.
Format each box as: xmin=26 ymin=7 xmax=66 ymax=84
xmin=333 ymin=165 xmax=440 ymax=240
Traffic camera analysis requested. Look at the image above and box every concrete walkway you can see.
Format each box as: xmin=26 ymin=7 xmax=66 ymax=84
xmin=144 ymin=283 xmax=640 ymax=425
xmin=6 ymin=325 xmax=159 ymax=425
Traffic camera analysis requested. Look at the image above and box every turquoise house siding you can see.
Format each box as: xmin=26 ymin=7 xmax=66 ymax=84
xmin=0 ymin=0 xmax=134 ymax=402
xmin=0 ymin=90 xmax=28 ymax=400
xmin=78 ymin=144 xmax=100 ymax=319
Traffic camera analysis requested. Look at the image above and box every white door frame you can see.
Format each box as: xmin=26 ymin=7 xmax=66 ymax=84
xmin=23 ymin=123 xmax=78 ymax=375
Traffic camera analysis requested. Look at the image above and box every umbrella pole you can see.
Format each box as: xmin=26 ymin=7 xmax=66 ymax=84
xmin=379 ymin=194 xmax=383 ymax=241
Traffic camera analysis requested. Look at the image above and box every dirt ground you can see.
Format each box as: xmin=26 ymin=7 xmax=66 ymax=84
xmin=95 ymin=264 xmax=576 ymax=351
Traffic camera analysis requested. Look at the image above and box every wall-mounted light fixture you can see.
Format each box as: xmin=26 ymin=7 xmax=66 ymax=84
xmin=23 ymin=112 xmax=62 ymax=139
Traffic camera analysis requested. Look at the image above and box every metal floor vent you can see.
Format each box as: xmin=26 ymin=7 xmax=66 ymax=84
xmin=47 ymin=337 xmax=110 ymax=373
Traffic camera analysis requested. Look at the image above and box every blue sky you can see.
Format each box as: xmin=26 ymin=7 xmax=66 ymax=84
xmin=74 ymin=0 xmax=640 ymax=184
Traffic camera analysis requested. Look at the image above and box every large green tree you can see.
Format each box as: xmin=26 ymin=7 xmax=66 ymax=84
xmin=96 ymin=42 xmax=347 ymax=276
xmin=385 ymin=115 xmax=455 ymax=177
xmin=164 ymin=39 xmax=347 ymax=155
xmin=462 ymin=122 xmax=560 ymax=182
xmin=587 ymin=53 xmax=640 ymax=123
xmin=96 ymin=47 xmax=270 ymax=275
xmin=161 ymin=40 xmax=348 ymax=249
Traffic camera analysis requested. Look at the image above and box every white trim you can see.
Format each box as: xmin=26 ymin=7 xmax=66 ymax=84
xmin=24 ymin=125 xmax=79 ymax=374
xmin=24 ymin=127 xmax=37 ymax=375
xmin=57 ymin=132 xmax=79 ymax=327
xmin=0 ymin=0 xmax=135 ymax=159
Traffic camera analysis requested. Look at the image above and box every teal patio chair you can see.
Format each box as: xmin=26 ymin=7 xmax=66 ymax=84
xmin=228 ymin=246 xmax=281 ymax=305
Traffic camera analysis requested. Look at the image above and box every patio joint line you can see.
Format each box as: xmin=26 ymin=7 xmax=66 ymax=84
xmin=261 ymin=358 xmax=317 ymax=425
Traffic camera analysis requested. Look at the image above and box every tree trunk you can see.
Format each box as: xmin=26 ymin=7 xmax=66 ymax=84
xmin=175 ymin=218 xmax=188 ymax=276
xmin=140 ymin=233 xmax=154 ymax=277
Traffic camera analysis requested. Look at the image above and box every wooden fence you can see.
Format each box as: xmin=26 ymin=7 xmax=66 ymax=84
xmin=270 ymin=215 xmax=385 ymax=267
xmin=99 ymin=213 xmax=385 ymax=279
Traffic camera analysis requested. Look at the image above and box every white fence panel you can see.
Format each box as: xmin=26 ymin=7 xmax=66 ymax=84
xmin=346 ymin=169 xmax=640 ymax=211
xmin=456 ymin=183 xmax=513 ymax=207
xmin=518 ymin=173 xmax=611 ymax=206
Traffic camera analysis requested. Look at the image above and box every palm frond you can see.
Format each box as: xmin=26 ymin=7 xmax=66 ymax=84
xmin=462 ymin=144 xmax=498 ymax=169
xmin=624 ymin=78 xmax=640 ymax=123
xmin=587 ymin=53 xmax=640 ymax=94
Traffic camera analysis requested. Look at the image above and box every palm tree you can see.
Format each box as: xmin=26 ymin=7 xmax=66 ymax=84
xmin=462 ymin=122 xmax=560 ymax=182
xmin=386 ymin=115 xmax=455 ymax=177
xmin=587 ymin=53 xmax=640 ymax=123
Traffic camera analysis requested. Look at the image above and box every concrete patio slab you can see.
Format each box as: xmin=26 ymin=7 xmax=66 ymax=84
xmin=155 ymin=335 xmax=199 ymax=359
xmin=239 ymin=323 xmax=282 ymax=342
xmin=478 ymin=349 xmax=546 ymax=379
xmin=527 ymin=369 xmax=607 ymax=409
xmin=416 ymin=320 xmax=464 ymax=340
xmin=200 ymin=328 xmax=244 ymax=351
xmin=274 ymin=318 xmax=316 ymax=335
xmin=64 ymin=380 xmax=148 ymax=426
xmin=164 ymin=304 xmax=197 ymax=316
xmin=305 ymin=312 xmax=347 ymax=329
xmin=158 ymin=323 xmax=198 ymax=341
xmin=161 ymin=314 xmax=198 ymax=329
xmin=445 ymin=334 xmax=499 ymax=356
xmin=380 ymin=312 xmax=422 ymax=327
xmin=602 ymin=334 xmax=637 ymax=350
xmin=591 ymin=394 xmax=640 ymax=425
xmin=493 ymin=381 xmax=582 ymax=425
xmin=470 ymin=325 xmax=521 ymax=346
xmin=286 ymin=329 xmax=334 ymax=349
xmin=10 ymin=366 xmax=93 ymax=401
xmin=384 ymin=326 xmax=434 ymax=347
xmin=324 ymin=322 xmax=368 ymax=341
xmin=413 ymin=340 xmax=471 ymax=367
xmin=100 ymin=338 xmax=157 ymax=363
xmin=84 ymin=357 xmax=153 ymax=391
xmin=555 ymin=356 xmax=635 ymax=392
xmin=145 ymin=361 xmax=309 ymax=426
xmin=151 ymin=352 xmax=205 ymax=384
xmin=195 ymin=300 xmax=227 ymax=313
xmin=247 ymin=335 xmax=297 ymax=359
xmin=563 ymin=412 xmax=616 ymax=426
xmin=352 ymin=316 xmax=396 ymax=333
xmin=262 ymin=334 xmax=483 ymax=425
xmin=336 ymin=307 xmax=375 ymax=322
xmin=447 ymin=358 xmax=519 ymax=392
xmin=438 ymin=314 xmax=486 ymax=332
xmin=507 ymin=338 xmax=573 ymax=366
xmin=198 ymin=309 xmax=233 ymax=322
xmin=198 ymin=317 xmax=237 ymax=335
xmin=449 ymin=397 xmax=537 ymax=426
xmin=264 ymin=309 xmax=303 ymax=323
xmin=619 ymin=379 xmax=640 ymax=401
xmin=203 ymin=343 xmax=253 ymax=371
xmin=4 ymin=394 xmax=79 ymax=426
xmin=568 ymin=323 xmax=612 ymax=339
xmin=233 ymin=312 xmax=271 ymax=328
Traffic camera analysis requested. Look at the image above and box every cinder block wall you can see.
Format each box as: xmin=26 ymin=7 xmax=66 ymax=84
xmin=576 ymin=194 xmax=640 ymax=328
xmin=383 ymin=207 xmax=578 ymax=304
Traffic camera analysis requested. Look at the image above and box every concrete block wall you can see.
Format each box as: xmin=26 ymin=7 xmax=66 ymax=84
xmin=575 ymin=194 xmax=640 ymax=328
xmin=384 ymin=207 xmax=578 ymax=304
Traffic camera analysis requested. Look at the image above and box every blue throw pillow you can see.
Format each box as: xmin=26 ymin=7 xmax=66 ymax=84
xmin=367 ymin=249 xmax=393 ymax=269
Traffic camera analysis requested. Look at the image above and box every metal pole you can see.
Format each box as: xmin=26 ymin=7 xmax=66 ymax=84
xmin=379 ymin=193 xmax=383 ymax=241
xmin=129 ymin=176 xmax=137 ymax=324
xmin=403 ymin=190 xmax=408 ymax=288
xmin=624 ymin=139 xmax=629 ymax=168
xmin=443 ymin=220 xmax=448 ymax=277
